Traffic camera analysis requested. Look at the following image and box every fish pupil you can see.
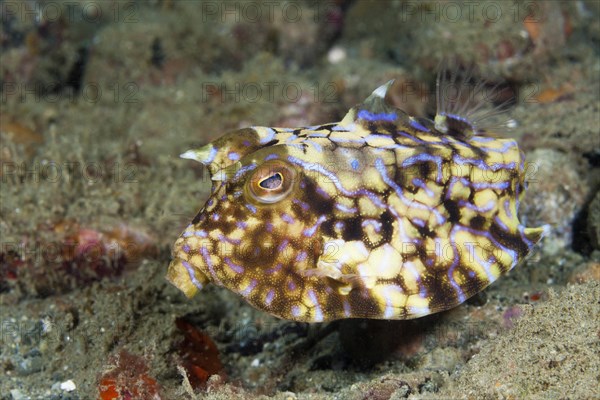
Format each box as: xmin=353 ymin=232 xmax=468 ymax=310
xmin=259 ymin=172 xmax=283 ymax=190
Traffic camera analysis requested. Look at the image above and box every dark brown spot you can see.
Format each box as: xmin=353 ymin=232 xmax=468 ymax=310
xmin=443 ymin=199 xmax=461 ymax=223
xmin=380 ymin=210 xmax=394 ymax=243
xmin=470 ymin=215 xmax=487 ymax=230
xmin=342 ymin=217 xmax=363 ymax=241
xmin=489 ymin=221 xmax=529 ymax=258
xmin=423 ymin=274 xmax=459 ymax=313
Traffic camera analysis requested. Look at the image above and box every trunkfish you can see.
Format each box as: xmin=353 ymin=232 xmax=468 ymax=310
xmin=167 ymin=70 xmax=547 ymax=322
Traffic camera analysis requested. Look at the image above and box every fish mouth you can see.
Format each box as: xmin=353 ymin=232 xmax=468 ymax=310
xmin=166 ymin=257 xmax=210 ymax=298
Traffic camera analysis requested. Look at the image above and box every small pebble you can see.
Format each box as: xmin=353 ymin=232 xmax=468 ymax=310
xmin=60 ymin=379 xmax=76 ymax=392
xmin=327 ymin=46 xmax=346 ymax=64
xmin=9 ymin=389 xmax=26 ymax=400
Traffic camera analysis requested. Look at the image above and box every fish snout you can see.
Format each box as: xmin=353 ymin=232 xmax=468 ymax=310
xmin=166 ymin=257 xmax=210 ymax=298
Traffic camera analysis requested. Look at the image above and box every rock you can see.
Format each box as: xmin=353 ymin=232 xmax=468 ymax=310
xmin=587 ymin=190 xmax=600 ymax=250
xmin=568 ymin=261 xmax=600 ymax=284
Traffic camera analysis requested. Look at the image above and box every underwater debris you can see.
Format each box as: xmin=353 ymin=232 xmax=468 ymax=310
xmin=0 ymin=219 xmax=157 ymax=295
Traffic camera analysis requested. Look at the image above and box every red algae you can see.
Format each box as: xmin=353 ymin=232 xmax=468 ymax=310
xmin=175 ymin=318 xmax=225 ymax=390
xmin=97 ymin=349 xmax=162 ymax=400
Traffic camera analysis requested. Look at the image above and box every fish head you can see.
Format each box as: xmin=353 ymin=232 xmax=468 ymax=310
xmin=167 ymin=126 xmax=342 ymax=320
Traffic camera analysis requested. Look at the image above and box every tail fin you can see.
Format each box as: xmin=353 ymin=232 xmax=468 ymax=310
xmin=524 ymin=225 xmax=551 ymax=244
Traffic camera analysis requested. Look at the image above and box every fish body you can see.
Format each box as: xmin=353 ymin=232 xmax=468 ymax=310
xmin=168 ymin=79 xmax=547 ymax=322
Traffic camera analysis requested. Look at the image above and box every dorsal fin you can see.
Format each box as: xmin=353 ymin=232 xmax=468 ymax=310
xmin=434 ymin=61 xmax=511 ymax=138
xmin=339 ymin=80 xmax=405 ymax=127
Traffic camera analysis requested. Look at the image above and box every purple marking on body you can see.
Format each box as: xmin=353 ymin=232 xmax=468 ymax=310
xmin=183 ymin=231 xmax=193 ymax=238
xmin=243 ymin=140 xmax=252 ymax=146
xmin=440 ymin=112 xmax=470 ymax=124
xmin=224 ymin=257 xmax=244 ymax=274
xmin=303 ymin=215 xmax=327 ymax=237
xmin=402 ymin=153 xmax=443 ymax=183
xmin=478 ymin=139 xmax=517 ymax=154
xmin=288 ymin=280 xmax=296 ymax=291
xmin=447 ymin=227 xmax=467 ymax=304
xmin=518 ymin=224 xmax=535 ymax=249
xmin=504 ymin=199 xmax=513 ymax=219
xmin=278 ymin=239 xmax=289 ymax=252
xmin=335 ymin=221 xmax=345 ymax=231
xmin=202 ymin=146 xmax=218 ymax=163
xmin=288 ymin=143 xmax=306 ymax=151
xmin=195 ymin=230 xmax=208 ymax=238
xmin=409 ymin=118 xmax=430 ymax=132
xmin=472 ymin=251 xmax=496 ymax=283
xmin=315 ymin=185 xmax=331 ymax=199
xmin=446 ymin=176 xmax=474 ymax=199
xmin=201 ymin=246 xmax=222 ymax=285
xmin=228 ymin=152 xmax=240 ymax=161
xmin=351 ymin=159 xmax=360 ymax=170
xmin=412 ymin=178 xmax=435 ymax=197
xmin=264 ymin=153 xmax=279 ymax=161
xmin=471 ymin=181 xmax=510 ymax=191
xmin=470 ymin=136 xmax=495 ymax=142
xmin=265 ymin=263 xmax=282 ymax=274
xmin=212 ymin=213 xmax=220 ymax=221
xmin=358 ymin=189 xmax=387 ymax=208
xmin=246 ymin=203 xmax=257 ymax=214
xmin=182 ymin=244 xmax=190 ymax=253
xmin=456 ymin=224 xmax=518 ymax=267
xmin=305 ymin=139 xmax=323 ymax=153
xmin=358 ymin=109 xmax=397 ymax=122
xmin=265 ymin=222 xmax=273 ymax=232
xmin=207 ymin=199 xmax=214 ymax=206
xmin=281 ymin=213 xmax=295 ymax=224
xmin=307 ymin=289 xmax=324 ymax=322
xmin=396 ymin=130 xmax=426 ymax=144
xmin=494 ymin=215 xmax=510 ymax=232
xmin=265 ymin=289 xmax=275 ymax=306
xmin=335 ymin=203 xmax=357 ymax=213
xmin=291 ymin=305 xmax=301 ymax=318
xmin=367 ymin=133 xmax=394 ymax=141
xmin=376 ymin=158 xmax=446 ymax=225
xmin=240 ymin=279 xmax=258 ymax=297
xmin=293 ymin=199 xmax=310 ymax=211
xmin=459 ymin=199 xmax=496 ymax=213
xmin=258 ymin=127 xmax=276 ymax=144
xmin=362 ymin=219 xmax=382 ymax=232
xmin=468 ymin=270 xmax=476 ymax=278
xmin=329 ymin=136 xmax=366 ymax=145
xmin=343 ymin=300 xmax=351 ymax=317
xmin=412 ymin=218 xmax=426 ymax=228
xmin=236 ymin=221 xmax=248 ymax=229
xmin=296 ymin=251 xmax=308 ymax=262
xmin=332 ymin=124 xmax=352 ymax=132
xmin=454 ymin=154 xmax=517 ymax=171
xmin=234 ymin=163 xmax=257 ymax=181
xmin=181 ymin=260 xmax=203 ymax=289
xmin=218 ymin=234 xmax=242 ymax=245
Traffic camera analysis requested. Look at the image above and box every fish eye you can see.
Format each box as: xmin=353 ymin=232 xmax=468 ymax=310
xmin=258 ymin=172 xmax=283 ymax=190
xmin=246 ymin=160 xmax=296 ymax=204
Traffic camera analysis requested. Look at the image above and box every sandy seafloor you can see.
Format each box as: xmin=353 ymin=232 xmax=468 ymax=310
xmin=1 ymin=1 xmax=599 ymax=399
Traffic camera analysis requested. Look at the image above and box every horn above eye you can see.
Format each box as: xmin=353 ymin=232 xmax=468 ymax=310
xmin=246 ymin=160 xmax=296 ymax=204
